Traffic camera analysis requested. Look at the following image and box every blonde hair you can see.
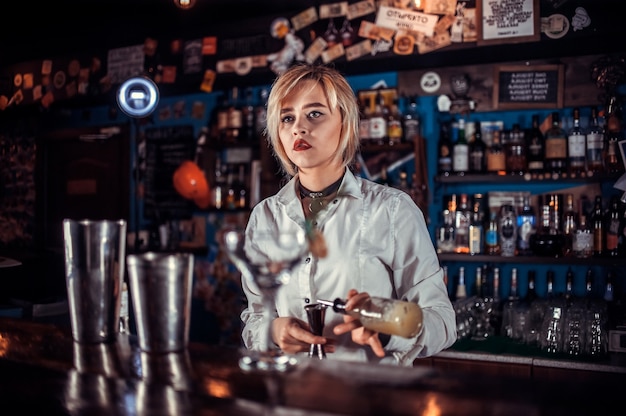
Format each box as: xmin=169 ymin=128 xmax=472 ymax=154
xmin=265 ymin=63 xmax=360 ymax=177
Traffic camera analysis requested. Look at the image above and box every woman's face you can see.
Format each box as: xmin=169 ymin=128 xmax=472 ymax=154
xmin=278 ymin=80 xmax=343 ymax=174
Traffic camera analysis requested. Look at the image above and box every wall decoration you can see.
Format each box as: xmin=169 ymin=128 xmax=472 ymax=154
xmin=477 ymin=0 xmax=540 ymax=46
xmin=493 ymin=64 xmax=564 ymax=109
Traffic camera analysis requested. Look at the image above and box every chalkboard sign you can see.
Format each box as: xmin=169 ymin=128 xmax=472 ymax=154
xmin=493 ymin=64 xmax=563 ymax=110
xmin=144 ymin=125 xmax=196 ymax=221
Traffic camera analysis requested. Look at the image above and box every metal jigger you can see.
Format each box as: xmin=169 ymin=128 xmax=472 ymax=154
xmin=305 ymin=303 xmax=327 ymax=359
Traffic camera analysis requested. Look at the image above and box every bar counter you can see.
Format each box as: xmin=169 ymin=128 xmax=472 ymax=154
xmin=0 ymin=317 xmax=624 ymax=416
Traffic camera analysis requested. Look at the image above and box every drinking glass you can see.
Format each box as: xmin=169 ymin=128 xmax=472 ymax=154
xmin=220 ymin=227 xmax=308 ymax=372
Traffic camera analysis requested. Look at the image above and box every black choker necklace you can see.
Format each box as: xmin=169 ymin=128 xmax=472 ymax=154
xmin=298 ymin=177 xmax=343 ymax=199
xmin=299 ymin=176 xmax=343 ymax=215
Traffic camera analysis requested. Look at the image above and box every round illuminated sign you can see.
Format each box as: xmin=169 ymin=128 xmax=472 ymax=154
xmin=116 ymin=76 xmax=159 ymax=118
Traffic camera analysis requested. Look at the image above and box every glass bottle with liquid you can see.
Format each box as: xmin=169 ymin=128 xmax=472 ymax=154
xmin=318 ymin=296 xmax=423 ymax=338
xmin=572 ymin=211 xmax=593 ymax=258
xmin=469 ymin=120 xmax=486 ymax=174
xmin=402 ymin=95 xmax=421 ymax=142
xmin=452 ymin=118 xmax=469 ymax=176
xmin=369 ymin=91 xmax=388 ymax=145
xmin=544 ymin=112 xmax=568 ymax=179
xmin=506 ymin=123 xmax=527 ymax=176
xmin=585 ymin=106 xmax=604 ymax=176
xmin=567 ymin=107 xmax=587 ymax=178
xmin=591 ymin=195 xmax=605 ymax=257
xmin=562 ymin=193 xmax=578 ymax=256
xmin=516 ymin=195 xmax=536 ymax=256
xmin=437 ymin=122 xmax=453 ymax=176
xmin=526 ymin=114 xmax=546 ymax=179
xmin=485 ymin=211 xmax=500 ymax=255
xmin=499 ymin=204 xmax=517 ymax=257
xmin=486 ymin=130 xmax=506 ymax=175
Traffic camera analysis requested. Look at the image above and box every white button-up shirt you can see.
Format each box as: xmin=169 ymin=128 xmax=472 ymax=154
xmin=241 ymin=169 xmax=457 ymax=365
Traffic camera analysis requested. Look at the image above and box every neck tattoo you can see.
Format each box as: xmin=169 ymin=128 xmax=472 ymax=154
xmin=299 ymin=177 xmax=342 ymax=216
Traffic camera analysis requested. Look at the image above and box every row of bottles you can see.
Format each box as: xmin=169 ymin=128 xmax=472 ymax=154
xmin=209 ymin=86 xmax=268 ymax=143
xmin=436 ymin=192 xmax=626 ymax=258
xmin=359 ymin=92 xmax=421 ymax=146
xmin=437 ymin=106 xmax=625 ymax=179
xmin=449 ymin=265 xmax=622 ymax=358
xmin=209 ymin=158 xmax=250 ymax=210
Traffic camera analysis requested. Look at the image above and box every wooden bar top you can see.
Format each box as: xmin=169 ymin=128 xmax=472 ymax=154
xmin=0 ymin=317 xmax=624 ymax=415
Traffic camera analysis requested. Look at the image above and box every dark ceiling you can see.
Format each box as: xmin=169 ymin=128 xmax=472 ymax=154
xmin=0 ymin=0 xmax=314 ymax=67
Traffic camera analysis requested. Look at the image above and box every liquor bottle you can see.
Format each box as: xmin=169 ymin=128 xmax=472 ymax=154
xmin=468 ymin=203 xmax=484 ymax=255
xmin=474 ymin=266 xmax=483 ymax=298
xmin=564 ymin=267 xmax=576 ymax=303
xmin=606 ymin=195 xmax=621 ymax=257
xmin=402 ymin=95 xmax=421 ymax=142
xmin=454 ymin=193 xmax=471 ymax=254
xmin=455 ymin=266 xmax=467 ymax=300
xmin=241 ymin=87 xmax=256 ymax=141
xmin=437 ymin=122 xmax=453 ymax=176
xmin=591 ymin=195 xmax=605 ymax=257
xmin=505 ymin=123 xmax=527 ymax=176
xmin=485 ymin=211 xmax=500 ymax=255
xmin=486 ymin=129 xmax=506 ymax=175
xmin=516 ymin=195 xmax=536 ymax=255
xmin=369 ymin=90 xmax=388 ymax=145
xmin=526 ymin=270 xmax=538 ymax=304
xmin=452 ymin=118 xmax=469 ymax=176
xmin=501 ymin=268 xmax=520 ymax=339
xmin=604 ymin=96 xmax=625 ymax=175
xmin=499 ymin=204 xmax=517 ymax=257
xmin=436 ymin=196 xmax=456 ymax=254
xmin=603 ymin=271 xmax=614 ymax=303
xmin=387 ymin=97 xmax=403 ymax=145
xmin=567 ymin=107 xmax=587 ymax=178
xmin=211 ymin=157 xmax=226 ymax=209
xmin=544 ymin=112 xmax=568 ymax=179
xmin=468 ymin=120 xmax=486 ymax=174
xmin=526 ymin=114 xmax=546 ymax=179
xmin=318 ymin=296 xmax=423 ymax=338
xmin=572 ymin=211 xmax=593 ymax=258
xmin=234 ymin=164 xmax=248 ymax=209
xmin=584 ymin=268 xmax=594 ymax=300
xmin=359 ymin=99 xmax=372 ymax=142
xmin=562 ymin=193 xmax=578 ymax=256
xmin=226 ymin=86 xmax=243 ymax=142
xmin=529 ymin=197 xmax=565 ymax=257
xmin=585 ymin=106 xmax=604 ymax=176
xmin=225 ymin=165 xmax=237 ymax=210
xmin=216 ymin=92 xmax=229 ymax=141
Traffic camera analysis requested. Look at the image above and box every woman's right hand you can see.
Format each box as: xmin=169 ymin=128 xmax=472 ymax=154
xmin=271 ymin=316 xmax=334 ymax=354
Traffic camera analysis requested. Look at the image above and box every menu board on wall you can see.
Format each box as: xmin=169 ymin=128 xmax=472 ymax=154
xmin=493 ymin=64 xmax=564 ymax=109
xmin=144 ymin=125 xmax=196 ymax=221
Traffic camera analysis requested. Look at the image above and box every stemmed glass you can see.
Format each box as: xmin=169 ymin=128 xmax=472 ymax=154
xmin=220 ymin=226 xmax=308 ymax=372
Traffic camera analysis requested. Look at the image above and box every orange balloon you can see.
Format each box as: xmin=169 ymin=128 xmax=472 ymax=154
xmin=172 ymin=160 xmax=210 ymax=201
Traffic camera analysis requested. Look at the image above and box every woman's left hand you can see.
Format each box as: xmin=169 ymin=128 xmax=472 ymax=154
xmin=332 ymin=289 xmax=386 ymax=358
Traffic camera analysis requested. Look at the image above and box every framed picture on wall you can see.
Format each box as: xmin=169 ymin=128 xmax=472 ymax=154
xmin=477 ymin=0 xmax=540 ymax=46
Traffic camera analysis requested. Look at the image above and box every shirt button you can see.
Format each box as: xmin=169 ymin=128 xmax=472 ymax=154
xmin=305 ymin=257 xmax=311 ymax=263
xmin=333 ymin=199 xmax=338 ymax=204
xmin=304 ymin=298 xmax=310 ymax=304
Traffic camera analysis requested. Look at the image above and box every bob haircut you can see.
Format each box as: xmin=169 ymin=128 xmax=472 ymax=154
xmin=265 ymin=63 xmax=360 ymax=177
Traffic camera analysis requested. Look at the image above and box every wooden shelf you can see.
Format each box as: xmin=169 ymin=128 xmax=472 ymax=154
xmin=437 ymin=253 xmax=626 ymax=267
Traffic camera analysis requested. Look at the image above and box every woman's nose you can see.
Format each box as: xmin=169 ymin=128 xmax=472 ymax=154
xmin=293 ymin=120 xmax=307 ymax=135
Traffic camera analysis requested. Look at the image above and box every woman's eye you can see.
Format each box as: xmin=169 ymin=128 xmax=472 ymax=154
xmin=308 ymin=110 xmax=322 ymax=119
xmin=281 ymin=115 xmax=294 ymax=123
